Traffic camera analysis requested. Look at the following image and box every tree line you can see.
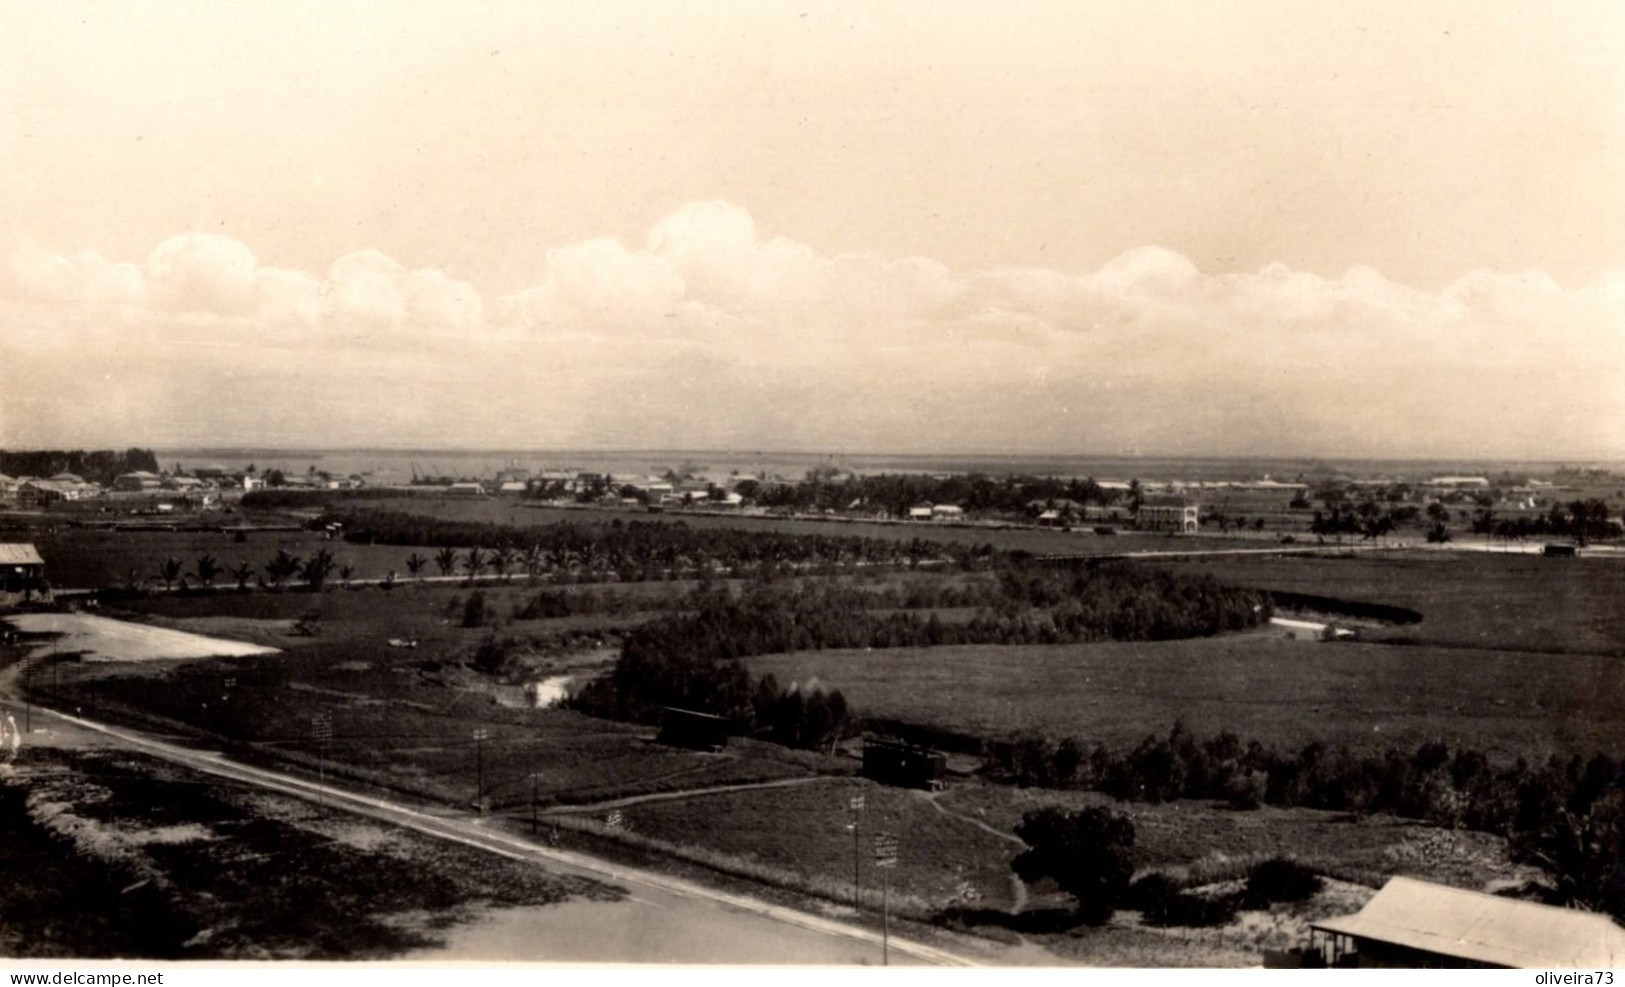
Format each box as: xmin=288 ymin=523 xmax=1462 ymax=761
xmin=1471 ymin=501 xmax=1622 ymax=545
xmin=985 ymin=720 xmax=1625 ymax=919
xmin=317 ymin=509 xmax=993 ymax=576
xmin=0 ymin=448 xmax=159 ymax=486
xmin=734 ymin=470 xmax=1135 ymax=518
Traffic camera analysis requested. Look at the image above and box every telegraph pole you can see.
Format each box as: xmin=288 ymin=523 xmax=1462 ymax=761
xmin=531 ymin=771 xmax=539 ymax=835
xmin=874 ymin=832 xmax=899 ymax=966
xmin=312 ymin=712 xmax=332 ymax=810
xmin=473 ymin=728 xmax=489 ymax=813
xmin=848 ymin=792 xmax=865 ymax=908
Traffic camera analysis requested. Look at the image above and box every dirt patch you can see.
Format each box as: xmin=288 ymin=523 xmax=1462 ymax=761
xmin=0 ymin=746 xmax=622 ymax=959
xmin=8 ymin=612 xmax=280 ymax=662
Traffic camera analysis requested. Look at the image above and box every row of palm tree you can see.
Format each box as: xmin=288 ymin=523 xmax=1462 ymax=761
xmin=151 ymin=543 xmax=544 ymax=595
xmin=154 ymin=548 xmax=346 ymax=592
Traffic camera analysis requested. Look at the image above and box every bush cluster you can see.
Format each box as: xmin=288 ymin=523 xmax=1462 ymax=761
xmin=986 ymin=720 xmax=1625 ymax=847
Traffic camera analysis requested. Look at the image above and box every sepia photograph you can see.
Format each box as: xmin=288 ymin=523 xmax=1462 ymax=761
xmin=1 ymin=0 xmax=1623 ymax=973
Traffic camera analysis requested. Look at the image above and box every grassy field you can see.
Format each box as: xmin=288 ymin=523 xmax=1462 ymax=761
xmin=0 ymin=745 xmax=618 ymax=959
xmin=1154 ymin=551 xmax=1625 ymax=655
xmin=555 ymin=777 xmax=1025 ymax=917
xmin=26 ymin=587 xmax=825 ymax=810
xmin=749 ymin=634 xmax=1625 ymax=760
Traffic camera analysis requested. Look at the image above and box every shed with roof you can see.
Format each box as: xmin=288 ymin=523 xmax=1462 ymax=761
xmin=1309 ymin=876 xmax=1625 ymax=968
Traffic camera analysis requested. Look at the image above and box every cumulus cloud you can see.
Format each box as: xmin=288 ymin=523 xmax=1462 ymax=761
xmin=3 ymin=202 xmax=1622 ymax=458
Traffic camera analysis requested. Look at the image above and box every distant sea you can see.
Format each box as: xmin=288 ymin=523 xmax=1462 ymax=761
xmin=154 ymin=448 xmax=1621 ymax=484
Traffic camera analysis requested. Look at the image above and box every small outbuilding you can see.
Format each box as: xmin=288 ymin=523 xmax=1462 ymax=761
xmin=862 ymin=739 xmax=946 ymax=790
xmin=1542 ymin=543 xmax=1580 ymax=558
xmin=1309 ymin=876 xmax=1625 ymax=968
xmin=0 ymin=543 xmax=46 ymax=601
xmin=656 ymin=707 xmax=731 ymax=751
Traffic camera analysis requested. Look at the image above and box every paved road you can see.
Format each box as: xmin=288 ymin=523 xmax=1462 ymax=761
xmin=0 ymin=667 xmax=994 ymax=965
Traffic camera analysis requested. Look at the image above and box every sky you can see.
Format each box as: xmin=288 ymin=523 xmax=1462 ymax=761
xmin=1 ymin=0 xmax=1622 ymax=459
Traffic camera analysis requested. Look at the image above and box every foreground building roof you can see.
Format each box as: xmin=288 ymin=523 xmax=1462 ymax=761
xmin=0 ymin=544 xmax=45 ymax=566
xmin=1312 ymin=877 xmax=1625 ymax=968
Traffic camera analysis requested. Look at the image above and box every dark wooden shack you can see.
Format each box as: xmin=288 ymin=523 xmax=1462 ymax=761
xmin=1542 ymin=543 xmax=1579 ymax=557
xmin=656 ymin=707 xmax=731 ymax=751
xmin=0 ymin=543 xmax=45 ymax=601
xmin=862 ymin=739 xmax=947 ymax=790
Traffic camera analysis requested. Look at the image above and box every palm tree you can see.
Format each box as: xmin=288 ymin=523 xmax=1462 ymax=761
xmin=490 ymin=542 xmax=515 ymax=583
xmin=434 ymin=546 xmax=458 ymax=578
xmin=521 ymin=543 xmax=544 ymax=583
xmin=194 ymin=554 xmax=221 ymax=589
xmin=231 ymin=560 xmax=254 ymax=592
xmin=157 ymin=556 xmax=183 ymax=592
xmin=301 ymin=548 xmax=336 ymax=590
xmin=265 ymin=549 xmax=301 ymax=589
xmin=338 ymin=563 xmax=355 ymax=588
xmin=406 ymin=552 xmax=427 ymax=582
xmin=462 ymin=546 xmax=486 ymax=583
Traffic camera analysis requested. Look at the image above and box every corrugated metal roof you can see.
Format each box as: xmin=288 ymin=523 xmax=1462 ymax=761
xmin=0 ymin=544 xmax=44 ymax=566
xmin=1312 ymin=877 xmax=1625 ymax=968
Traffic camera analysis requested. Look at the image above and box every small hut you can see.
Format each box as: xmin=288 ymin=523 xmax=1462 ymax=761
xmin=657 ymin=707 xmax=731 ymax=751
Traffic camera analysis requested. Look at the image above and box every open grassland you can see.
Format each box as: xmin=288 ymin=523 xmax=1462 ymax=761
xmin=750 ymin=635 xmax=1625 ymax=760
xmin=553 ymin=778 xmax=1024 ymax=918
xmin=28 ymin=590 xmax=824 ymax=810
xmin=1154 ymin=552 xmax=1625 ymax=655
xmin=0 ymin=746 xmax=618 ymax=959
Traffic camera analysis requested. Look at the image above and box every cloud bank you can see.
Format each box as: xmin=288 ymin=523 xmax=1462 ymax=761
xmin=3 ymin=201 xmax=1622 ymax=458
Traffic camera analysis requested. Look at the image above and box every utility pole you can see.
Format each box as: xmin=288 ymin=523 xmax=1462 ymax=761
xmin=473 ymin=728 xmax=489 ymax=813
xmin=531 ymin=771 xmax=539 ymax=835
xmin=873 ymin=832 xmax=899 ymax=966
xmin=848 ymin=792 xmax=865 ymax=909
xmin=312 ymin=712 xmax=332 ymax=810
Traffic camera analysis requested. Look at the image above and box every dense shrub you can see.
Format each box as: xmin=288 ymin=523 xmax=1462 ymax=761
xmin=1246 ymin=858 xmax=1324 ymax=904
xmin=1012 ymin=806 xmax=1136 ymax=925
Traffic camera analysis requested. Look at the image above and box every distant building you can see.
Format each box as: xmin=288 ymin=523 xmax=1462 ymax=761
xmin=1137 ymin=495 xmax=1199 ymax=533
xmin=862 ymin=740 xmax=946 ymax=790
xmin=497 ymin=481 xmax=528 ymax=495
xmin=1425 ymin=476 xmax=1491 ymax=488
xmin=1542 ymin=543 xmax=1580 ymax=558
xmin=444 ymin=482 xmax=487 ymax=496
xmin=1310 ymin=876 xmax=1625 ymax=968
xmin=656 ymin=707 xmax=731 ymax=751
xmin=908 ymin=504 xmax=934 ymax=520
xmin=931 ymin=504 xmax=964 ymax=519
xmin=0 ymin=543 xmax=46 ymax=602
xmin=17 ymin=479 xmax=95 ymax=507
xmin=115 ymin=470 xmax=164 ymax=492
